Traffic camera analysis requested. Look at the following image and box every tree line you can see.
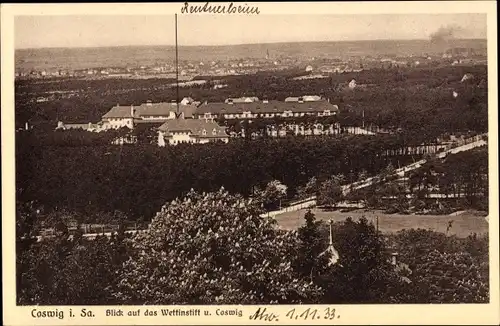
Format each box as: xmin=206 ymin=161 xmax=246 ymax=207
xmin=343 ymin=147 xmax=489 ymax=214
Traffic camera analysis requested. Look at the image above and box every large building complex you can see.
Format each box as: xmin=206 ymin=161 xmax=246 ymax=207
xmin=194 ymin=96 xmax=338 ymax=120
xmin=56 ymin=95 xmax=342 ymax=145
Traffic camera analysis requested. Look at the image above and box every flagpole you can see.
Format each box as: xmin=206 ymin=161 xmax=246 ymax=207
xmin=175 ymin=13 xmax=180 ymax=118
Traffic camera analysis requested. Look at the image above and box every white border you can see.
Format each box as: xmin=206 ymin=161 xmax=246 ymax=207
xmin=2 ymin=2 xmax=498 ymax=325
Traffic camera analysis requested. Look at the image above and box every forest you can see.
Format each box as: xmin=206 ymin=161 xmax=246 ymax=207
xmin=16 ymin=131 xmax=418 ymax=221
xmin=17 ymin=129 xmax=488 ymax=225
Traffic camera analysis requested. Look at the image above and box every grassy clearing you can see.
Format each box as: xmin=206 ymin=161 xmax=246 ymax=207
xmin=274 ymin=208 xmax=488 ymax=238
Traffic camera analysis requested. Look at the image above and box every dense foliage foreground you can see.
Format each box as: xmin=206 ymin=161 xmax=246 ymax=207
xmin=17 ymin=189 xmax=489 ymax=305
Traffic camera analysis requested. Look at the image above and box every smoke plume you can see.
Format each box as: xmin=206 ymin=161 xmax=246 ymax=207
xmin=430 ymin=25 xmax=465 ymax=44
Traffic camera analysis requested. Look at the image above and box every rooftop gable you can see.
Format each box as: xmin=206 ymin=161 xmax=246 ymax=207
xmin=158 ymin=119 xmax=228 ymax=137
xmin=103 ymin=102 xmax=198 ymax=119
xmin=102 ymin=106 xmax=134 ymax=119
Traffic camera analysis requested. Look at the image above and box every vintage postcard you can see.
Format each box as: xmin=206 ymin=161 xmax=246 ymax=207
xmin=1 ymin=1 xmax=499 ymax=325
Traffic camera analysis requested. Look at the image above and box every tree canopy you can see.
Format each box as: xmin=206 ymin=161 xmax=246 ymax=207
xmin=112 ymin=188 xmax=323 ymax=304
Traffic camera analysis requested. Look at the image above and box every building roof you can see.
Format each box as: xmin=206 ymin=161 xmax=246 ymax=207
xmin=102 ymin=106 xmax=134 ymax=119
xmin=285 ymin=95 xmax=322 ymax=102
xmin=136 ymin=103 xmax=197 ymax=118
xmin=103 ymin=102 xmax=198 ymax=119
xmin=302 ymin=95 xmax=322 ymax=102
xmin=225 ymin=97 xmax=259 ymax=103
xmin=158 ymin=119 xmax=228 ymax=138
xmin=195 ymin=100 xmax=339 ymax=115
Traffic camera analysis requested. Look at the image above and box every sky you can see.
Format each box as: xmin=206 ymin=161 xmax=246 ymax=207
xmin=15 ymin=14 xmax=487 ymax=49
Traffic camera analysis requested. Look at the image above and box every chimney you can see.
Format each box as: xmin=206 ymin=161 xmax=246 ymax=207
xmin=298 ymin=97 xmax=304 ymax=103
xmin=130 ymin=105 xmax=135 ymax=117
xmin=146 ymin=100 xmax=152 ymax=106
xmin=227 ymin=99 xmax=234 ymax=105
xmin=171 ymin=100 xmax=177 ymax=106
xmin=57 ymin=121 xmax=64 ymax=129
xmin=25 ymin=122 xmax=29 ymax=130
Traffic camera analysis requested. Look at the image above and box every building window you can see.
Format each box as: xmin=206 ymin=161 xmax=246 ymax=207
xmin=202 ymin=129 xmax=207 ymax=136
xmin=212 ymin=128 xmax=217 ymax=135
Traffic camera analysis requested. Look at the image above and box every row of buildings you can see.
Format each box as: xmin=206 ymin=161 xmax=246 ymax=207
xmin=56 ymin=96 xmax=341 ymax=146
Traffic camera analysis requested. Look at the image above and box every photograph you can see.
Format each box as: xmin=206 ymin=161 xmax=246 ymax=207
xmin=2 ymin=2 xmax=498 ymax=325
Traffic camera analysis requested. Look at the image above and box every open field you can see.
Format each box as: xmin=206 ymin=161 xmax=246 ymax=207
xmin=274 ymin=208 xmax=489 ymax=237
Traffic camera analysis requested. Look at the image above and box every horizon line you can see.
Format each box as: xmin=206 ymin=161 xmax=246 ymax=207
xmin=15 ymin=37 xmax=487 ymax=51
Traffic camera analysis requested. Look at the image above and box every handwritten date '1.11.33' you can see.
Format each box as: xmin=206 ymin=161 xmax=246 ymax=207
xmin=286 ymin=307 xmax=339 ymax=321
xmin=249 ymin=307 xmax=339 ymax=322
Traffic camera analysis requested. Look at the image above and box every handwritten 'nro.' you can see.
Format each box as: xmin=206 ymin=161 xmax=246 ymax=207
xmin=249 ymin=307 xmax=340 ymax=322
xmin=181 ymin=2 xmax=260 ymax=15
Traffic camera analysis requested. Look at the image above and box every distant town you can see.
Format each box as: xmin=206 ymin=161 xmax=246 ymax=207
xmin=16 ymin=46 xmax=486 ymax=80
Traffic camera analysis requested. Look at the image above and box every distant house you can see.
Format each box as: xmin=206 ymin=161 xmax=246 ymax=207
xmin=302 ymin=95 xmax=322 ymax=102
xmin=461 ymin=73 xmax=474 ymax=83
xmin=305 ymin=65 xmax=313 ymax=72
xmin=213 ymin=84 xmax=228 ymax=90
xmin=348 ymin=79 xmax=357 ymax=89
xmin=157 ymin=119 xmax=229 ymax=146
xmin=180 ymin=97 xmax=195 ymax=105
xmin=36 ymin=97 xmax=49 ymax=103
xmin=56 ymin=121 xmax=100 ymax=132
